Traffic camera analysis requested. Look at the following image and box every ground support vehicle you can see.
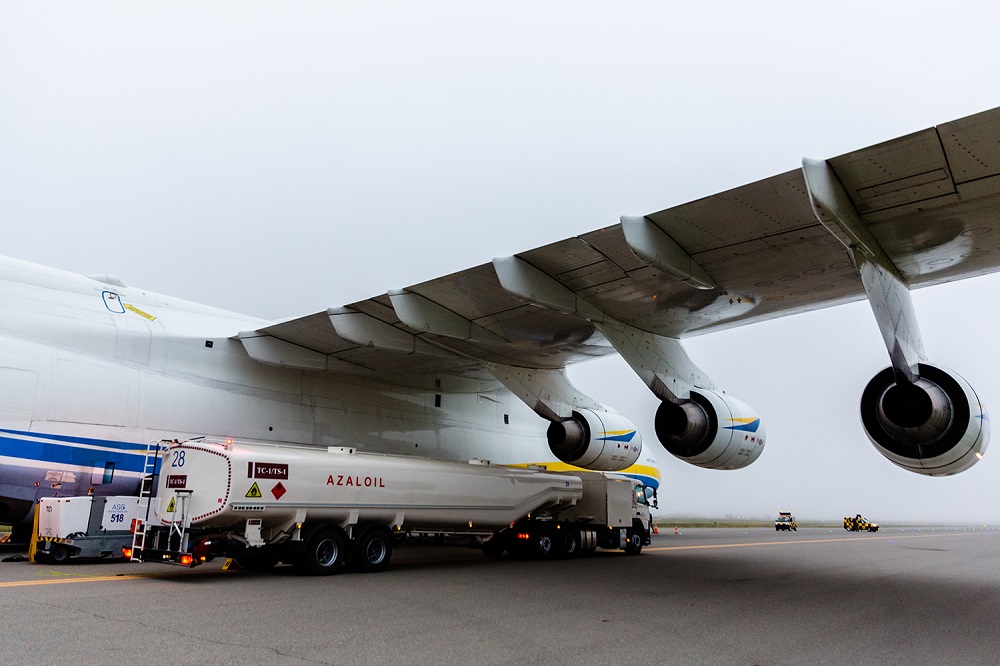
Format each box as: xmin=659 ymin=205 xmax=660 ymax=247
xmin=843 ymin=515 xmax=879 ymax=532
xmin=130 ymin=438 xmax=651 ymax=575
xmin=34 ymin=495 xmax=146 ymax=562
xmin=774 ymin=511 xmax=797 ymax=531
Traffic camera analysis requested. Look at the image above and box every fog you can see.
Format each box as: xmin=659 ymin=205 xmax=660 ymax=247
xmin=3 ymin=2 xmax=999 ymax=523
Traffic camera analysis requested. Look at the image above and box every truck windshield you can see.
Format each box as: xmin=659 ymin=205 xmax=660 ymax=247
xmin=635 ymin=486 xmax=647 ymax=505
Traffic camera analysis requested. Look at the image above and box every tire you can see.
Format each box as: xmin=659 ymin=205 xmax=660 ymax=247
xmin=49 ymin=545 xmax=70 ymax=564
xmin=534 ymin=527 xmax=557 ymax=560
xmin=299 ymin=528 xmax=346 ymax=575
xmin=624 ymin=530 xmax=643 ymax=555
xmin=353 ymin=528 xmax=393 ymax=573
xmin=557 ymin=526 xmax=582 ymax=559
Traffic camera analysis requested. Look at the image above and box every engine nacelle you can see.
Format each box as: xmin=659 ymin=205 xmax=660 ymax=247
xmin=546 ymin=409 xmax=642 ymax=471
xmin=654 ymin=389 xmax=765 ymax=470
xmin=860 ymin=363 xmax=989 ymax=476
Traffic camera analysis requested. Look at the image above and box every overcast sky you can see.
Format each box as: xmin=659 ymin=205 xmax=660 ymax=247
xmin=3 ymin=2 xmax=1000 ymax=523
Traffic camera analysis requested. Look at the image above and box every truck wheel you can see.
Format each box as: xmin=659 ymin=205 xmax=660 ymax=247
xmin=624 ymin=530 xmax=643 ymax=555
xmin=557 ymin=527 xmax=581 ymax=559
xmin=353 ymin=528 xmax=393 ymax=573
xmin=300 ymin=528 xmax=346 ymax=575
xmin=533 ymin=527 xmax=557 ymax=560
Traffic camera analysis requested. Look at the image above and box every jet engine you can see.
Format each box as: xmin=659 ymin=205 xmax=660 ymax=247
xmin=860 ymin=363 xmax=989 ymax=476
xmin=654 ymin=389 xmax=765 ymax=470
xmin=547 ymin=409 xmax=642 ymax=471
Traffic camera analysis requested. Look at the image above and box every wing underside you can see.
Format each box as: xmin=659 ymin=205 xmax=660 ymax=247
xmin=238 ymin=107 xmax=1000 ymax=389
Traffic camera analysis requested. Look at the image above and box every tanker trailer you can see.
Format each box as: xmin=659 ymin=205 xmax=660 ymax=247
xmin=129 ymin=438 xmax=585 ymax=574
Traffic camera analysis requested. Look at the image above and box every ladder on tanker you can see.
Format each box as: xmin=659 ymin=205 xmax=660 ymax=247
xmin=129 ymin=439 xmax=168 ymax=561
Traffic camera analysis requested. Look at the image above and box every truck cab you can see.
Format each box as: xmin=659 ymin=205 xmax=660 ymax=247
xmin=509 ymin=471 xmax=654 ymax=557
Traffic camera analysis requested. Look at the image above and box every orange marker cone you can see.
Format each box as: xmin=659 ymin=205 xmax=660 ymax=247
xmin=652 ymin=523 xmax=659 ymax=534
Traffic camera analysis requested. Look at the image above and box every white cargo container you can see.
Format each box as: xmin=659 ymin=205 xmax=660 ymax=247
xmin=132 ymin=438 xmax=653 ymax=574
xmin=35 ymin=495 xmax=145 ymax=562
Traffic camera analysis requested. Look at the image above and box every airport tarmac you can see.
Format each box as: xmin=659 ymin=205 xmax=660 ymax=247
xmin=2 ymin=526 xmax=998 ymax=665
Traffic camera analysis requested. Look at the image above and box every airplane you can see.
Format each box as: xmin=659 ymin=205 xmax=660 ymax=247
xmin=2 ymin=105 xmax=997 ymax=541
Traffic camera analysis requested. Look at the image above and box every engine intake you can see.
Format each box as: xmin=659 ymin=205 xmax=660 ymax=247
xmin=860 ymin=363 xmax=989 ymax=475
xmin=547 ymin=409 xmax=642 ymax=471
xmin=654 ymin=389 xmax=765 ymax=470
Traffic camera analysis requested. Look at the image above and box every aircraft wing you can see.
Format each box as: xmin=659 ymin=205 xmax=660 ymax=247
xmin=238 ymin=106 xmax=1000 ymax=388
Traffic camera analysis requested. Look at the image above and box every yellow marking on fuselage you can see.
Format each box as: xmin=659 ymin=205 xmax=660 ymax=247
xmin=506 ymin=461 xmax=661 ymax=483
xmin=124 ymin=303 xmax=156 ymax=321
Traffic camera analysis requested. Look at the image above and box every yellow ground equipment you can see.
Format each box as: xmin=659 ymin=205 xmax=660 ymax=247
xmin=843 ymin=515 xmax=879 ymax=532
xmin=774 ymin=511 xmax=797 ymax=531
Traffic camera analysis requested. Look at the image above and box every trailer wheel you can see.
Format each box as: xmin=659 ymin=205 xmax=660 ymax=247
xmin=353 ymin=528 xmax=393 ymax=573
xmin=300 ymin=528 xmax=346 ymax=575
xmin=557 ymin=527 xmax=581 ymax=559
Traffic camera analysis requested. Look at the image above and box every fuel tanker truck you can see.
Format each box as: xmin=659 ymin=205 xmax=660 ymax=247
xmin=130 ymin=438 xmax=653 ymax=574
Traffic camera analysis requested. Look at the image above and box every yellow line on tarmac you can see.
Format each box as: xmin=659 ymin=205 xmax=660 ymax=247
xmin=646 ymin=531 xmax=977 ymax=552
xmin=0 ymin=569 xmax=235 ymax=588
